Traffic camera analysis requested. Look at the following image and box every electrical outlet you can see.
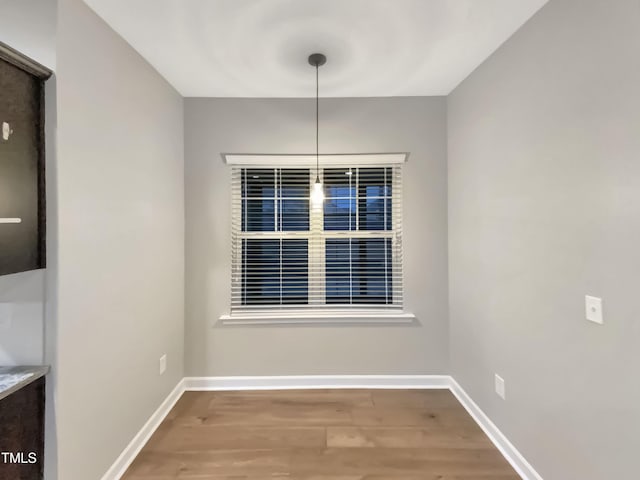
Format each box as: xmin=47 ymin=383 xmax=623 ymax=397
xmin=495 ymin=374 xmax=506 ymax=400
xmin=159 ymin=354 xmax=167 ymax=375
xmin=585 ymin=295 xmax=603 ymax=324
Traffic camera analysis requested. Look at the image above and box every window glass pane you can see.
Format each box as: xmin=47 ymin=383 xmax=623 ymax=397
xmin=325 ymin=168 xmax=356 ymax=198
xmin=243 ymin=169 xmax=275 ymax=197
xmin=282 ymin=240 xmax=308 ymax=304
xmin=324 ymin=168 xmax=356 ymax=231
xmin=325 ymin=238 xmax=392 ymax=305
xmin=324 ymin=197 xmax=356 ymax=231
xmin=242 ymin=168 xmax=276 ymax=232
xmin=325 ymin=239 xmax=351 ymax=304
xmin=351 ymin=238 xmax=392 ymax=304
xmin=279 ymin=170 xmax=309 ymax=231
xmin=242 ymin=239 xmax=308 ymax=305
xmin=243 ymin=198 xmax=275 ymax=232
xmin=358 ymin=196 xmax=386 ymax=230
xmin=280 ymin=199 xmax=309 ymax=231
xmin=359 ymin=167 xmax=391 ymax=196
xmin=242 ymin=239 xmax=280 ymax=305
xmin=385 ymin=197 xmax=391 ymax=230
xmin=358 ymin=167 xmax=392 ymax=231
xmin=242 ymin=168 xmax=310 ymax=232
xmin=280 ymin=169 xmax=309 ymax=198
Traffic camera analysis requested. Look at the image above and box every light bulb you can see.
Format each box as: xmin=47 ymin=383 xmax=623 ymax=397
xmin=311 ymin=180 xmax=325 ymax=206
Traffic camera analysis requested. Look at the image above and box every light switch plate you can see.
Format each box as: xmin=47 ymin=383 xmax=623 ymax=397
xmin=585 ymin=295 xmax=603 ymax=324
xmin=495 ymin=374 xmax=506 ymax=400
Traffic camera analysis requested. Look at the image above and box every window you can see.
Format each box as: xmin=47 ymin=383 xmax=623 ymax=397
xmin=230 ymin=159 xmax=404 ymax=315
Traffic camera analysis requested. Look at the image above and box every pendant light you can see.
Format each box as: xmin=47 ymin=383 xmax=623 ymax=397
xmin=309 ymin=53 xmax=326 ymax=206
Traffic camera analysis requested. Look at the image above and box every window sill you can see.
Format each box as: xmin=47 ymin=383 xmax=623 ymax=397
xmin=218 ymin=311 xmax=417 ymax=326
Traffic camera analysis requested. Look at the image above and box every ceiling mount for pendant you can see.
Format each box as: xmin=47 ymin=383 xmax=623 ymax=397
xmin=308 ymin=53 xmax=327 ymax=67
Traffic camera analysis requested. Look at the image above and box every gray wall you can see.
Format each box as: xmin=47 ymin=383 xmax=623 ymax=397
xmin=448 ymin=0 xmax=640 ymax=479
xmin=53 ymin=0 xmax=185 ymax=478
xmin=185 ymin=97 xmax=448 ymax=376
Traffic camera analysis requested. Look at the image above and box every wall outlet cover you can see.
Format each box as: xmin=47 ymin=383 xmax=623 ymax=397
xmin=495 ymin=374 xmax=506 ymax=400
xmin=585 ymin=295 xmax=603 ymax=324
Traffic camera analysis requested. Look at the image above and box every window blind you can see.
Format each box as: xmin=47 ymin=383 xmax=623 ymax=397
xmin=230 ymin=163 xmax=404 ymax=314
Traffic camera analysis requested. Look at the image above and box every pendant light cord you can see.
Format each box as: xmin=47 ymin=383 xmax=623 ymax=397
xmin=315 ymin=63 xmax=319 ymax=181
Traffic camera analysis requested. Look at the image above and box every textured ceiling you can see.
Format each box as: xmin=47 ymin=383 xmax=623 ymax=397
xmin=83 ymin=0 xmax=548 ymax=97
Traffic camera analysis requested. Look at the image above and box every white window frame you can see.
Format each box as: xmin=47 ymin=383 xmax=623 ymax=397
xmin=221 ymin=153 xmax=415 ymax=326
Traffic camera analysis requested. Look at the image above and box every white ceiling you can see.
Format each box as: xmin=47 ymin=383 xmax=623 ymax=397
xmin=83 ymin=0 xmax=548 ymax=98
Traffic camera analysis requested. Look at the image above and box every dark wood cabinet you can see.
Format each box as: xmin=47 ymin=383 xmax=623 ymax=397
xmin=0 ymin=42 xmax=51 ymax=276
xmin=0 ymin=377 xmax=46 ymax=480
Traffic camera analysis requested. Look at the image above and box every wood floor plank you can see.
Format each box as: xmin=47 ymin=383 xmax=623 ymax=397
xmin=146 ymin=425 xmax=326 ymax=451
xmin=326 ymin=426 xmax=489 ymax=449
xmin=350 ymin=406 xmax=478 ymax=428
xmin=165 ymin=391 xmax=213 ymax=420
xmin=289 ymin=448 xmax=516 ymax=476
xmin=125 ymin=450 xmax=291 ymax=477
xmin=370 ymin=389 xmax=458 ymax=408
xmin=121 ymin=389 xmax=519 ymax=480
xmin=173 ymin=406 xmax=352 ymax=427
xmin=209 ymin=390 xmax=374 ymax=409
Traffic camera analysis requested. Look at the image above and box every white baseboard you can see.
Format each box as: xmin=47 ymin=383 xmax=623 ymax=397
xmin=102 ymin=375 xmax=542 ymax=480
xmin=183 ymin=374 xmax=450 ymax=391
xmin=100 ymin=379 xmax=186 ymax=480
xmin=449 ymin=378 xmax=543 ymax=480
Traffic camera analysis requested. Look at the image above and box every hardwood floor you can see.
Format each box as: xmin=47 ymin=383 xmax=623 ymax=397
xmin=122 ymin=389 xmax=519 ymax=479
